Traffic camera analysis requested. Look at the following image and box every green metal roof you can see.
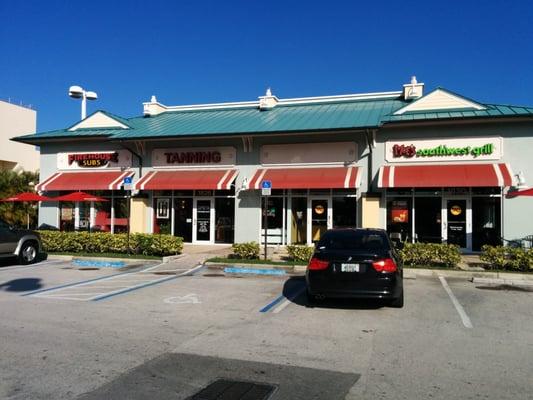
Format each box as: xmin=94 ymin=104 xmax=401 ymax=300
xmin=11 ymin=87 xmax=533 ymax=145
xmin=113 ymin=98 xmax=405 ymax=139
xmin=383 ymin=103 xmax=533 ymax=123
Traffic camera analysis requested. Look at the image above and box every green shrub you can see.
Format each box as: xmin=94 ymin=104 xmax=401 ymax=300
xmin=398 ymin=242 xmax=461 ymax=268
xmin=231 ymin=242 xmax=260 ymax=259
xmin=37 ymin=231 xmax=183 ymax=257
xmin=286 ymin=245 xmax=314 ymax=262
xmin=480 ymin=245 xmax=533 ymax=271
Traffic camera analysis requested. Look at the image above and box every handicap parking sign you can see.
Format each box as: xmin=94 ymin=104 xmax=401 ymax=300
xmin=123 ymin=176 xmax=133 ymax=185
xmin=261 ymin=180 xmax=272 ymax=189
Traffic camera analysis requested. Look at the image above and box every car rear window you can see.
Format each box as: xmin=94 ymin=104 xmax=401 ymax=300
xmin=317 ymin=230 xmax=390 ymax=251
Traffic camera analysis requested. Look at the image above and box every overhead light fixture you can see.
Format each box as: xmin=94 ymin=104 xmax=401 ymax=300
xmin=69 ymin=85 xmax=98 ymax=120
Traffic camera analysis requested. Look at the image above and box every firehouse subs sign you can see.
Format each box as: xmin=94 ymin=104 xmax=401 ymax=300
xmin=152 ymin=147 xmax=236 ymax=168
xmin=385 ymin=137 xmax=503 ymax=163
xmin=57 ymin=150 xmax=132 ymax=170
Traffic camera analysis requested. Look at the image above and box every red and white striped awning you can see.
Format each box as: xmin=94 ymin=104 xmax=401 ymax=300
xmin=36 ymin=170 xmax=135 ymax=192
xmin=134 ymin=169 xmax=238 ymax=190
xmin=247 ymin=166 xmax=361 ymax=189
xmin=378 ymin=163 xmax=513 ymax=188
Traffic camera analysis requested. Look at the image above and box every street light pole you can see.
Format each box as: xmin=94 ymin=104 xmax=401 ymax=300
xmin=68 ymin=86 xmax=98 ymax=120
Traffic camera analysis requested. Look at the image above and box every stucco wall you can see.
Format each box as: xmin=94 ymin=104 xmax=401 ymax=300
xmin=375 ymin=121 xmax=533 ymax=240
xmin=37 ymin=130 xmax=369 ymax=238
xmin=0 ymin=100 xmax=38 ymax=172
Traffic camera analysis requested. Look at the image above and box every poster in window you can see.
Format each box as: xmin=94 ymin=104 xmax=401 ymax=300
xmin=391 ymin=200 xmax=409 ymax=223
xmin=156 ymin=198 xmax=170 ymax=219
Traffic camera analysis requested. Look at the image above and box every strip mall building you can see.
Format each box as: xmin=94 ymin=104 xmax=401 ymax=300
xmin=14 ymin=78 xmax=533 ymax=251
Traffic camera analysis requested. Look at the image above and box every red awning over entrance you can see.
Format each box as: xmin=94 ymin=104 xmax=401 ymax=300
xmin=247 ymin=166 xmax=361 ymax=189
xmin=134 ymin=169 xmax=238 ymax=190
xmin=378 ymin=163 xmax=513 ymax=188
xmin=36 ymin=170 xmax=135 ymax=192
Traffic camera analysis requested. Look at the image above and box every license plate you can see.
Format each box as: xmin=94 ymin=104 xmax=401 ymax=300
xmin=341 ymin=263 xmax=360 ymax=272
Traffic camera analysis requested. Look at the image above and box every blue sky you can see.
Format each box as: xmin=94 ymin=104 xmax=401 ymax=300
xmin=1 ymin=0 xmax=532 ymax=132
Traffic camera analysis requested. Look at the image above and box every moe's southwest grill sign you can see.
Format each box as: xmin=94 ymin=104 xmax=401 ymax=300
xmin=68 ymin=152 xmax=119 ymax=167
xmin=385 ymin=137 xmax=502 ymax=163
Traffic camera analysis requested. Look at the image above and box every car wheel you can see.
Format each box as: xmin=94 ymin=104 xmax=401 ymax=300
xmin=389 ymin=290 xmax=404 ymax=308
xmin=19 ymin=241 xmax=38 ymax=265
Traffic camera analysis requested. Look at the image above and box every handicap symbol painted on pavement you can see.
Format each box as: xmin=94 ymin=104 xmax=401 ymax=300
xmin=164 ymin=294 xmax=201 ymax=304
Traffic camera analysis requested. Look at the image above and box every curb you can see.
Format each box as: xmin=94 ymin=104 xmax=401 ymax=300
xmin=404 ymin=268 xmax=533 ymax=282
xmin=471 ymin=277 xmax=533 ymax=286
xmin=205 ymin=261 xmax=305 ymax=274
xmin=46 ymin=254 xmax=163 ymax=264
xmin=162 ymin=254 xmax=187 ymax=263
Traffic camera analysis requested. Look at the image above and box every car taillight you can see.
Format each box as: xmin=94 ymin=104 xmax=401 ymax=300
xmin=372 ymin=258 xmax=397 ymax=273
xmin=308 ymin=257 xmax=329 ymax=271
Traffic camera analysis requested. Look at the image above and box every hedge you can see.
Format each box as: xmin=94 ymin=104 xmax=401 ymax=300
xmin=480 ymin=245 xmax=533 ymax=271
xmin=398 ymin=242 xmax=461 ymax=268
xmin=231 ymin=242 xmax=260 ymax=259
xmin=38 ymin=231 xmax=183 ymax=257
xmin=286 ymin=245 xmax=314 ymax=262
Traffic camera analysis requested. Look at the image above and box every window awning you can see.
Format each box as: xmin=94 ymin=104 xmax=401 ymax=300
xmin=378 ymin=163 xmax=513 ymax=188
xmin=134 ymin=169 xmax=238 ymax=190
xmin=36 ymin=170 xmax=135 ymax=192
xmin=247 ymin=166 xmax=361 ymax=189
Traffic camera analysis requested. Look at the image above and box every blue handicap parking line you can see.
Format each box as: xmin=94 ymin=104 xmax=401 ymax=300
xmin=259 ymin=283 xmax=307 ymax=313
xmin=224 ymin=267 xmax=286 ymax=276
xmin=259 ymin=294 xmax=286 ymax=313
xmin=73 ymin=260 xmax=126 ymax=268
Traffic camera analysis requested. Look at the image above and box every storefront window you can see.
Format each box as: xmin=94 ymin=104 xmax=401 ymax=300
xmin=215 ymin=198 xmax=234 ymax=244
xmin=472 ymin=197 xmax=501 ymax=250
xmin=414 ymin=197 xmax=442 ymax=243
xmin=333 ymin=197 xmax=357 ymax=228
xmin=261 ymin=197 xmax=284 ymax=245
xmin=291 ymin=197 xmax=307 ymax=244
xmin=93 ymin=201 xmax=112 ymax=232
xmin=386 ymin=198 xmax=412 ymax=242
xmin=113 ymin=197 xmax=129 ymax=233
xmin=78 ymin=202 xmax=91 ymax=231
xmin=174 ymin=198 xmax=192 ymax=241
xmin=154 ymin=197 xmax=171 ymax=234
xmin=60 ymin=202 xmax=75 ymax=231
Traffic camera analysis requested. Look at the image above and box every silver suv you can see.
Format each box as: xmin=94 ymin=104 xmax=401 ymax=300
xmin=0 ymin=219 xmax=42 ymax=264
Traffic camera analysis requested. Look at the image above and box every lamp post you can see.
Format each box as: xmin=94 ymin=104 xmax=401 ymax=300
xmin=68 ymin=85 xmax=98 ymax=120
xmin=27 ymin=181 xmax=35 ymax=229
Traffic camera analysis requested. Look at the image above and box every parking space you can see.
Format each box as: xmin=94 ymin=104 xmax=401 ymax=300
xmin=1 ymin=262 xmax=532 ymax=400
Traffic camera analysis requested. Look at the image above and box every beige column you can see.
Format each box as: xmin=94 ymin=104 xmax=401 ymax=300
xmin=361 ymin=195 xmax=382 ymax=229
xmin=130 ymin=197 xmax=150 ymax=233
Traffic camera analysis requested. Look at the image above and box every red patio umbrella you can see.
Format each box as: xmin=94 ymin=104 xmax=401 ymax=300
xmin=1 ymin=192 xmax=53 ymax=202
xmin=1 ymin=192 xmax=54 ymax=229
xmin=53 ymin=191 xmax=109 ymax=202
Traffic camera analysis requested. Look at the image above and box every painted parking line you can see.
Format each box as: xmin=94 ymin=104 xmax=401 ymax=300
xmin=0 ymin=259 xmax=66 ymax=272
xmin=260 ymin=283 xmax=306 ymax=313
xmin=26 ymin=264 xmax=205 ymax=302
xmin=439 ymin=276 xmax=473 ymax=329
xmin=21 ymin=270 xmax=132 ymax=296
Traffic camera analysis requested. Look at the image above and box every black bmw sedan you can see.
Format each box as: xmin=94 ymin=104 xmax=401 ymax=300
xmin=306 ymin=228 xmax=404 ymax=307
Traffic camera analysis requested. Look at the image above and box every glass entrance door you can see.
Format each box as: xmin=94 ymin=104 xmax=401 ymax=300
xmin=443 ymin=198 xmax=471 ymax=250
xmin=193 ymin=198 xmax=214 ymax=243
xmin=308 ymin=197 xmax=331 ymax=244
xmin=174 ymin=198 xmax=193 ymax=242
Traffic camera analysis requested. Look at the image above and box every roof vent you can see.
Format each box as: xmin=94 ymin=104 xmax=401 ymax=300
xmin=403 ymin=76 xmax=424 ymax=100
xmin=258 ymin=87 xmax=279 ymax=110
xmin=143 ymin=95 xmax=166 ymax=117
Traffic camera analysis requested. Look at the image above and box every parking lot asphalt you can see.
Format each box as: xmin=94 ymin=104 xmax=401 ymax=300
xmin=0 ymin=259 xmax=532 ymax=399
